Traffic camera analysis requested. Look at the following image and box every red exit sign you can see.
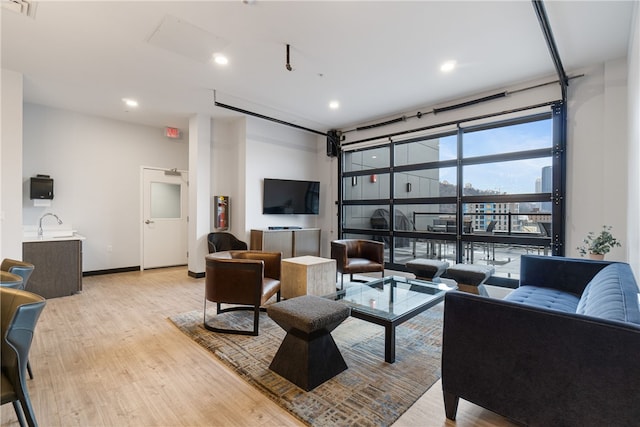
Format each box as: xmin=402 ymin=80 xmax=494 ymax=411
xmin=165 ymin=127 xmax=182 ymax=139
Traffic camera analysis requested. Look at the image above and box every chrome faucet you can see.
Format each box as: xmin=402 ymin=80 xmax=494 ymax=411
xmin=38 ymin=213 xmax=63 ymax=238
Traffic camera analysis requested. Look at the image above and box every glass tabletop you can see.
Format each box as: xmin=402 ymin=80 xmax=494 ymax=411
xmin=329 ymin=275 xmax=453 ymax=322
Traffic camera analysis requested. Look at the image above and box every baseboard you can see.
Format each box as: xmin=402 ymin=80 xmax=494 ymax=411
xmin=84 ymin=266 xmax=204 ymax=278
xmin=188 ymin=270 xmax=205 ymax=279
xmin=83 ymin=266 xmax=140 ymax=276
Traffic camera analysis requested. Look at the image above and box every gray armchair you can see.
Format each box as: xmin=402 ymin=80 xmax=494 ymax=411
xmin=1 ymin=287 xmax=46 ymax=427
xmin=1 ymin=259 xmax=35 ymax=291
xmin=1 ymin=259 xmax=37 ymax=380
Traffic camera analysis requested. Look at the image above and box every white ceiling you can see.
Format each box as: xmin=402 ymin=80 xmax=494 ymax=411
xmin=1 ymin=1 xmax=635 ymax=133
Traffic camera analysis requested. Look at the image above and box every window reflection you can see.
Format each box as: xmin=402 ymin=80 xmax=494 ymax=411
xmin=394 ymin=167 xmax=456 ymax=199
xmin=343 ymin=174 xmax=390 ymax=200
xmin=344 ymin=146 xmax=390 ymax=172
xmin=395 ymin=134 xmax=456 ymax=165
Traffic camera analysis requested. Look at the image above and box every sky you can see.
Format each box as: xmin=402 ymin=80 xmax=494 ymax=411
xmin=439 ymin=118 xmax=552 ymax=194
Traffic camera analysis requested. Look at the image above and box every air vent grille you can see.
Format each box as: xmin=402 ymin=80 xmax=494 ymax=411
xmin=2 ymin=0 xmax=37 ymax=18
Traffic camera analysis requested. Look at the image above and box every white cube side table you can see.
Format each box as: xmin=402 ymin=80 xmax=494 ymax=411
xmin=281 ymin=256 xmax=337 ymax=299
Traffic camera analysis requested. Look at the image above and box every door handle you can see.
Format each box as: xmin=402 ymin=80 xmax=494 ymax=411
xmin=145 ymin=219 xmax=154 ymax=224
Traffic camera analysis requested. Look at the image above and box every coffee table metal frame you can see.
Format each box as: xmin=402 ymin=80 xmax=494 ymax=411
xmin=328 ymin=275 xmax=453 ymax=363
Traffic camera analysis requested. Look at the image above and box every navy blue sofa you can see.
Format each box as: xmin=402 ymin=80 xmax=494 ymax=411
xmin=441 ymin=255 xmax=640 ymax=427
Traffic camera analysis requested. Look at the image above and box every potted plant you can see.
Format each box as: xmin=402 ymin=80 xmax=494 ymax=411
xmin=577 ymin=225 xmax=621 ymax=259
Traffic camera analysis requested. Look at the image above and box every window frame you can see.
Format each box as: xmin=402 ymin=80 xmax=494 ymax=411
xmin=338 ymin=104 xmax=565 ymax=288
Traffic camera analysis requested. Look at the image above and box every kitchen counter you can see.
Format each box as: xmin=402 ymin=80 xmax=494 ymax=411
xmin=22 ymin=231 xmax=86 ymax=243
xmin=22 ymin=231 xmax=84 ymax=298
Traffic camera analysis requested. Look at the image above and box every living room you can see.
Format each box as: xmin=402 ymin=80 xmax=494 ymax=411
xmin=1 ymin=1 xmax=639 ymax=426
xmin=3 ymin=2 xmax=639 ymax=276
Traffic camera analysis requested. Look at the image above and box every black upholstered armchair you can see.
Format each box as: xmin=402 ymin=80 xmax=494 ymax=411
xmin=207 ymin=232 xmax=248 ymax=253
xmin=204 ymin=251 xmax=281 ymax=336
xmin=330 ymin=239 xmax=385 ymax=289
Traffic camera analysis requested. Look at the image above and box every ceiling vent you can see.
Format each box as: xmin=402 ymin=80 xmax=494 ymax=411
xmin=147 ymin=15 xmax=228 ymax=64
xmin=2 ymin=0 xmax=37 ymax=18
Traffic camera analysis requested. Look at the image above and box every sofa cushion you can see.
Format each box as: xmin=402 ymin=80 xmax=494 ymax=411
xmin=576 ymin=263 xmax=640 ymax=325
xmin=504 ymin=285 xmax=580 ymax=313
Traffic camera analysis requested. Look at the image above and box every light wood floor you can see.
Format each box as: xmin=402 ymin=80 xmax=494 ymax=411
xmin=1 ymin=267 xmax=517 ymax=427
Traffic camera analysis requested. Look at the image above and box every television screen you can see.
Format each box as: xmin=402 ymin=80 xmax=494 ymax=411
xmin=30 ymin=177 xmax=54 ymax=200
xmin=263 ymin=178 xmax=319 ymax=214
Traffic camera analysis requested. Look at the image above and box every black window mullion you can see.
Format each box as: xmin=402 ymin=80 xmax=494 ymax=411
xmin=389 ymin=143 xmax=395 ymax=263
xmin=338 ymin=149 xmax=343 ymax=237
xmin=551 ymin=102 xmax=566 ymax=256
xmin=456 ymin=125 xmax=464 ymax=263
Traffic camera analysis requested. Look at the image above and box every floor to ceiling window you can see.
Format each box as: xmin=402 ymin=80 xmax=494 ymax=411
xmin=339 ymin=106 xmax=564 ymax=287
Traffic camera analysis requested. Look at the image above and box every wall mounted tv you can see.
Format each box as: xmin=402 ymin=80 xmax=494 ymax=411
xmin=30 ymin=176 xmax=54 ymax=200
xmin=263 ymin=178 xmax=319 ymax=215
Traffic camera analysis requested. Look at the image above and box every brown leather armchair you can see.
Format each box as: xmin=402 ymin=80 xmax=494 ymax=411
xmin=204 ymin=251 xmax=281 ymax=336
xmin=331 ymin=239 xmax=385 ymax=289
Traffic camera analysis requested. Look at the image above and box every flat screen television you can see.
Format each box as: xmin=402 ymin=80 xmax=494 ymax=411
xmin=263 ymin=178 xmax=319 ymax=215
xmin=30 ymin=176 xmax=54 ymax=200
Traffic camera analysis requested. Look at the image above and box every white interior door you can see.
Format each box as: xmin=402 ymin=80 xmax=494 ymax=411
xmin=142 ymin=168 xmax=188 ymax=269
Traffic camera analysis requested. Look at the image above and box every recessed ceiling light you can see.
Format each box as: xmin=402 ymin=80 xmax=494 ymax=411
xmin=213 ymin=54 xmax=229 ymax=65
xmin=122 ymin=98 xmax=138 ymax=107
xmin=329 ymin=100 xmax=340 ymax=109
xmin=440 ymin=60 xmax=457 ymax=73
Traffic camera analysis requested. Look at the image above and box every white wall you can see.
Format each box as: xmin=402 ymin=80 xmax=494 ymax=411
xmin=22 ymin=104 xmax=189 ymax=271
xmin=187 ymin=114 xmax=211 ymax=275
xmin=341 ymin=73 xmax=561 ymax=145
xmin=567 ymin=61 xmax=628 ymax=262
xmin=627 ymin=2 xmax=640 ymax=275
xmin=0 ymin=69 xmax=23 ymax=260
xmin=318 ymin=139 xmax=339 ymax=257
xmin=243 ymin=117 xmax=323 ymax=240
xmin=210 ymin=116 xmax=336 ymax=256
xmin=211 ymin=118 xmax=244 ymax=235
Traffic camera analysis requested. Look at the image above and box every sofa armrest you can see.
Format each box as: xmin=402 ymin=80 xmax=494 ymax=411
xmin=520 ymin=255 xmax=615 ymax=294
xmin=442 ymin=291 xmax=640 ymax=426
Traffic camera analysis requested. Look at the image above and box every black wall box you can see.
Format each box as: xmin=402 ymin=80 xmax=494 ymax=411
xmin=30 ymin=176 xmax=54 ymax=200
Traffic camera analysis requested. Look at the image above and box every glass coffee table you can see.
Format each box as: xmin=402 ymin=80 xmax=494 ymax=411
xmin=327 ymin=275 xmax=455 ymax=363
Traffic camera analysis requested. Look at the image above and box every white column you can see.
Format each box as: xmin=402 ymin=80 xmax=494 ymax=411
xmin=187 ymin=114 xmax=211 ymax=276
xmin=1 ymin=69 xmax=24 ymax=260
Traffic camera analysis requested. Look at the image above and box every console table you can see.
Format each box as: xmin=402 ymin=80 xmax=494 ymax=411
xmin=250 ymin=228 xmax=320 ymax=258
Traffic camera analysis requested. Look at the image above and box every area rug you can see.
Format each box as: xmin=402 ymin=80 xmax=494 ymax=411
xmin=169 ymin=304 xmax=443 ymax=427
